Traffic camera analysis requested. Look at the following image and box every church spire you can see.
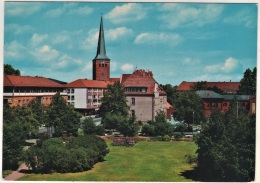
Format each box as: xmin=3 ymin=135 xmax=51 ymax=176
xmin=94 ymin=15 xmax=109 ymax=60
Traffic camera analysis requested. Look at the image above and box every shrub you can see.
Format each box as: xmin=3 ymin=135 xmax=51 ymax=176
xmin=24 ymin=135 xmax=109 ymax=173
xmin=184 ymin=154 xmax=197 ymax=164
xmin=162 ymin=135 xmax=171 ymax=141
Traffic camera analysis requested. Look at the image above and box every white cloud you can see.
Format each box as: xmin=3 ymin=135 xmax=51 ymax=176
xmin=81 ymin=28 xmax=99 ymax=50
xmin=223 ymin=7 xmax=256 ymax=28
xmin=30 ymin=33 xmax=49 ymax=46
xmin=205 ymin=57 xmax=243 ymax=73
xmin=31 ymin=45 xmax=59 ymax=62
xmin=134 ymin=32 xmax=182 ymax=45
xmin=5 ymin=2 xmax=44 ymax=16
xmin=4 ymin=41 xmax=28 ymax=59
xmin=54 ymin=54 xmax=82 ymax=68
xmin=121 ymin=63 xmax=134 ymax=72
xmin=67 ymin=6 xmax=93 ymax=15
xmin=158 ymin=4 xmax=224 ymax=29
xmin=45 ymin=7 xmax=64 ymax=17
xmin=45 ymin=3 xmax=93 ymax=17
xmin=52 ymin=32 xmax=70 ymax=44
xmin=106 ymin=27 xmax=133 ymax=41
xmin=106 ymin=3 xmax=147 ymax=24
xmin=5 ymin=24 xmax=34 ymax=35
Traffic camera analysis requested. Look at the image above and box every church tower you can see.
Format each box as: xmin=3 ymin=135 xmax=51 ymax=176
xmin=92 ymin=16 xmax=110 ymax=81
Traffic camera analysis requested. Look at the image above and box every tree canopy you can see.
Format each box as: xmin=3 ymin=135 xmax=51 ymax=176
xmin=196 ymin=99 xmax=255 ymax=181
xmin=4 ymin=64 xmax=21 ymax=75
xmin=173 ymin=91 xmax=206 ymax=125
xmin=47 ymin=93 xmax=81 ymax=136
xmin=99 ymin=81 xmax=129 ymax=117
xmin=239 ymin=67 xmax=256 ymax=95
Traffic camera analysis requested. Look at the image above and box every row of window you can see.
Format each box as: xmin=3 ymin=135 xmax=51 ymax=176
xmin=14 ymin=89 xmax=64 ymax=93
xmin=206 ymin=102 xmax=249 ymax=108
xmin=99 ymin=63 xmax=108 ymax=67
xmin=124 ymin=87 xmax=147 ymax=93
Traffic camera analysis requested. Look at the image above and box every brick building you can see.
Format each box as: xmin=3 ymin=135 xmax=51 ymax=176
xmin=3 ymin=74 xmax=67 ymax=107
xmin=177 ymin=81 xmax=240 ymax=94
xmin=196 ymin=90 xmax=256 ymax=118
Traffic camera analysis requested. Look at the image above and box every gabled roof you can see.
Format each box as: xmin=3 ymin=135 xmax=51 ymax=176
xmin=223 ymin=95 xmax=255 ymax=101
xmin=177 ymin=81 xmax=240 ymax=91
xmin=4 ymin=74 xmax=65 ymax=87
xmin=121 ymin=69 xmax=166 ymax=95
xmin=66 ymin=79 xmax=112 ymax=88
xmin=196 ymin=90 xmax=224 ymax=99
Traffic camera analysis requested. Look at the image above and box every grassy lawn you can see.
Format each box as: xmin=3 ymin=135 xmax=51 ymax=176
xmin=20 ymin=139 xmax=197 ymax=181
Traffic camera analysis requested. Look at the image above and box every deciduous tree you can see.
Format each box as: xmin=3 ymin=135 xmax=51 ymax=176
xmin=239 ymin=67 xmax=256 ymax=95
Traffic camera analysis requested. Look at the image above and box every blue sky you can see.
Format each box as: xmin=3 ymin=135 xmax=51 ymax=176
xmin=3 ymin=2 xmax=258 ymax=86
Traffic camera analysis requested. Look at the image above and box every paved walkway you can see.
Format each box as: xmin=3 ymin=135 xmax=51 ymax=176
xmin=4 ymin=163 xmax=27 ymax=181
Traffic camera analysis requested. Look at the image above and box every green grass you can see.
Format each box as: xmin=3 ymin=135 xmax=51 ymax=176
xmin=20 ymin=140 xmax=197 ymax=181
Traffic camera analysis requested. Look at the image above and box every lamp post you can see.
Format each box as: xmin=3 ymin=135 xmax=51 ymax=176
xmin=192 ymin=111 xmax=194 ymax=136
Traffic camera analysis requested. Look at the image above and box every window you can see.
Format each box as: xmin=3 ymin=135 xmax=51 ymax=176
xmin=18 ymin=100 xmax=21 ymax=106
xmin=71 ymin=89 xmax=74 ymax=93
xmin=131 ymin=110 xmax=135 ymax=117
xmin=131 ymin=98 xmax=135 ymax=105
xmin=71 ymin=96 xmax=75 ymax=100
xmin=223 ymin=102 xmax=228 ymax=106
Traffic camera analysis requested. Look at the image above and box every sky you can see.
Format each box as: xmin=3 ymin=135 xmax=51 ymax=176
xmin=3 ymin=1 xmax=258 ymax=86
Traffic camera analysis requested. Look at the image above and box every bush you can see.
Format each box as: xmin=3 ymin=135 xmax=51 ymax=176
xmin=24 ymin=135 xmax=109 ymax=173
xmin=162 ymin=135 xmax=171 ymax=141
xmin=184 ymin=154 xmax=197 ymax=164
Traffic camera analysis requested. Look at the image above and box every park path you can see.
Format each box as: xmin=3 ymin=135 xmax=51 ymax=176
xmin=3 ymin=163 xmax=27 ymax=181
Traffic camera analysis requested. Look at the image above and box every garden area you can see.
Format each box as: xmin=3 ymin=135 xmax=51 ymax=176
xmin=20 ymin=139 xmax=198 ymax=181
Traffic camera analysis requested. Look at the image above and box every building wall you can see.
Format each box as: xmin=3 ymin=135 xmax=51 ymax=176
xmin=93 ymin=60 xmax=110 ymax=81
xmin=70 ymin=88 xmax=87 ymax=109
xmin=4 ymin=94 xmax=67 ymax=107
xmin=127 ymin=95 xmax=153 ymax=122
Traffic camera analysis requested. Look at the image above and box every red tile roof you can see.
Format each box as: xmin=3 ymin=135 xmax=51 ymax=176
xmin=66 ymin=79 xmax=113 ymax=88
xmin=4 ymin=74 xmax=65 ymax=87
xmin=121 ymin=69 xmax=166 ymax=95
xmin=177 ymin=81 xmax=240 ymax=92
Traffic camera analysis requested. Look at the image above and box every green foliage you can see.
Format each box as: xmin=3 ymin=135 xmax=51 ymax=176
xmin=99 ymin=81 xmax=129 ymax=117
xmin=117 ymin=116 xmax=139 ymax=137
xmin=24 ymin=135 xmax=109 ymax=173
xmin=142 ymin=111 xmax=173 ymax=137
xmin=102 ymin=113 xmax=126 ymax=130
xmin=162 ymin=135 xmax=171 ymax=141
xmin=184 ymin=154 xmax=197 ymax=164
xmin=190 ymin=81 xmax=207 ymax=91
xmin=81 ymin=117 xmax=105 ymax=135
xmin=160 ymin=84 xmax=178 ymax=105
xmin=47 ymin=93 xmax=81 ymax=136
xmin=3 ymin=104 xmax=31 ymax=170
xmin=239 ymin=67 xmax=256 ymax=95
xmin=173 ymin=91 xmax=206 ymax=126
xmin=196 ymin=100 xmax=255 ymax=181
xmin=4 ymin=64 xmax=21 ymax=75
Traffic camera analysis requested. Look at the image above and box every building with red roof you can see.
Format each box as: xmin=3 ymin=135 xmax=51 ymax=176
xmin=66 ymin=79 xmax=113 ymax=115
xmin=177 ymin=81 xmax=240 ymax=94
xmin=121 ymin=69 xmax=168 ymax=122
xmin=3 ymin=74 xmax=67 ymax=107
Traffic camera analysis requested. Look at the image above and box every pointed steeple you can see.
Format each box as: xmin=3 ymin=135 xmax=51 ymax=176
xmin=94 ymin=15 xmax=109 ymax=60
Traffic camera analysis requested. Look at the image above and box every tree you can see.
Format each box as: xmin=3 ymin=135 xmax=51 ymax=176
xmin=142 ymin=111 xmax=173 ymax=136
xmin=190 ymin=81 xmax=207 ymax=91
xmin=196 ymin=99 xmax=255 ymax=181
xmin=100 ymin=82 xmax=129 ymax=130
xmin=81 ymin=117 xmax=105 ymax=135
xmin=99 ymin=81 xmax=129 ymax=117
xmin=47 ymin=93 xmax=81 ymax=136
xmin=117 ymin=116 xmax=139 ymax=137
xmin=173 ymin=91 xmax=206 ymax=126
xmin=239 ymin=67 xmax=256 ymax=95
xmin=3 ymin=104 xmax=29 ymax=170
xmin=160 ymin=84 xmax=178 ymax=105
xmin=4 ymin=64 xmax=21 ymax=75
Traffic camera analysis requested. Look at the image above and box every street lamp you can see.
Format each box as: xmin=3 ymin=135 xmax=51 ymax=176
xmin=192 ymin=111 xmax=194 ymax=136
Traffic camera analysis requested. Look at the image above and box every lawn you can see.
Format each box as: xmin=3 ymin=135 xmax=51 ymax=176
xmin=20 ymin=139 xmax=197 ymax=181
